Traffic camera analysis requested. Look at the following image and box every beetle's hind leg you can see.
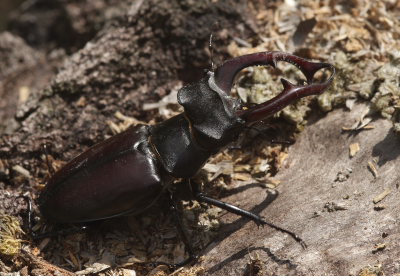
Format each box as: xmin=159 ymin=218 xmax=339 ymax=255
xmin=190 ymin=180 xmax=307 ymax=249
xmin=19 ymin=195 xmax=89 ymax=240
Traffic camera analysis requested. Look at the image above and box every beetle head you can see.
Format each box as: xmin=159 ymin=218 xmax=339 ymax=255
xmin=177 ymin=51 xmax=335 ymax=150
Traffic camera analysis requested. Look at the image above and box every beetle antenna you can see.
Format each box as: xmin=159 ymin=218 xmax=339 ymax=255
xmin=209 ymin=32 xmax=214 ymax=71
xmin=209 ymin=21 xmax=220 ymax=72
xmin=42 ymin=143 xmax=55 ymax=176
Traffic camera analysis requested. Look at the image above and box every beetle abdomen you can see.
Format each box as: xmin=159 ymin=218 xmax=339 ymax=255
xmin=39 ymin=125 xmax=164 ymax=223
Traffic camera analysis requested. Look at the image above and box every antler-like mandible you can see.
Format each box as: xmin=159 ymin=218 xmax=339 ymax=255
xmin=213 ymin=51 xmax=335 ymax=123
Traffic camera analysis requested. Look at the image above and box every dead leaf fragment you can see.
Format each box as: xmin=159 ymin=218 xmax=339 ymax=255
xmin=373 ymin=189 xmax=391 ymax=204
xmin=121 ymin=268 xmax=137 ymax=276
xmin=12 ymin=165 xmax=31 ymax=178
xmin=292 ymin=17 xmax=317 ymax=46
xmin=18 ymin=86 xmax=30 ymax=103
xmin=265 ymin=178 xmax=281 ymax=189
xmin=68 ymin=250 xmax=80 ymax=270
xmin=372 ymin=243 xmax=386 ymax=253
xmin=323 ymin=202 xmax=348 ymax=212
xmin=349 ymin=143 xmax=360 ymax=157
xmin=358 ymin=264 xmax=383 ymax=276
xmin=367 ymin=161 xmax=378 ymax=178
xmin=373 ymin=204 xmax=385 ymax=211
xmin=75 ymin=262 xmax=110 ymax=275
xmin=342 ymin=109 xmax=375 ymax=131
xmin=76 ymin=250 xmax=115 ymax=275
xmin=233 ymin=173 xmax=252 ymax=181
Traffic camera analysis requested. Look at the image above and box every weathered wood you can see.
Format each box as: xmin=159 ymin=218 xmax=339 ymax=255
xmin=201 ymin=104 xmax=400 ymax=275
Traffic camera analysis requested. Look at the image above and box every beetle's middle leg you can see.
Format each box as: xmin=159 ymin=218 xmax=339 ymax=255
xmin=143 ymin=191 xmax=198 ymax=270
xmin=189 ymin=180 xmax=307 ymax=248
xmin=167 ymin=191 xmax=198 ymax=266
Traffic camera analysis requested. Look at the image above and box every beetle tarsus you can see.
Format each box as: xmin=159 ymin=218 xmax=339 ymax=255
xmin=259 ymin=221 xmax=307 ymax=249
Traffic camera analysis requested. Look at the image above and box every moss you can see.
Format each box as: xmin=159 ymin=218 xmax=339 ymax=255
xmin=0 ymin=214 xmax=23 ymax=256
xmin=370 ymin=53 xmax=400 ymax=120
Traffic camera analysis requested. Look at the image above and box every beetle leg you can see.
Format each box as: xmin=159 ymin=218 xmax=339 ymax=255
xmin=167 ymin=191 xmax=198 ymax=266
xmin=144 ymin=192 xmax=198 ymax=269
xmin=18 ymin=195 xmax=89 ymax=240
xmin=18 ymin=195 xmax=34 ymax=236
xmin=41 ymin=143 xmax=55 ymax=176
xmin=190 ymin=181 xmax=307 ymax=248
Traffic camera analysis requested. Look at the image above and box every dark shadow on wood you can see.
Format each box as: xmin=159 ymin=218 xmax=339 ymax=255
xmin=219 ymin=182 xmax=269 ymax=197
xmin=206 ymin=246 xmax=297 ymax=274
xmin=372 ymin=128 xmax=400 ymax=166
xmin=199 ymin=184 xmax=298 ymax=262
xmin=213 ymin=185 xmax=279 ymax=240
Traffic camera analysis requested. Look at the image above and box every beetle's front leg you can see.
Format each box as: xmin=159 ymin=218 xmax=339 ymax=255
xmin=189 ymin=180 xmax=307 ymax=248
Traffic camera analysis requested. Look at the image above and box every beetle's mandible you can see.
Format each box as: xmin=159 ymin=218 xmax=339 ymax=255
xmin=37 ymin=51 xmax=335 ymax=266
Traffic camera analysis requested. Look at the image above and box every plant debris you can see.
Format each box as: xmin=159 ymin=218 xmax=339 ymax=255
xmin=244 ymin=253 xmax=264 ymax=276
xmin=323 ymin=202 xmax=348 ymax=212
xmin=0 ymin=214 xmax=24 ymax=256
xmin=367 ymin=160 xmax=379 ymax=178
xmin=334 ymin=168 xmax=353 ymax=183
xmin=373 ymin=204 xmax=385 ymax=211
xmin=358 ymin=264 xmax=384 ymax=276
xmin=372 ymin=243 xmax=386 ymax=254
xmin=373 ymin=189 xmax=391 ymax=204
xmin=349 ymin=143 xmax=360 ymax=158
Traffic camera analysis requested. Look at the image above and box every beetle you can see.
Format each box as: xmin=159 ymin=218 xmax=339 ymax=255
xmin=37 ymin=51 xmax=335 ymax=266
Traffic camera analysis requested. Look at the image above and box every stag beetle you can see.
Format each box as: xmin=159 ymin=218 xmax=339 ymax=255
xmin=37 ymin=51 xmax=335 ymax=266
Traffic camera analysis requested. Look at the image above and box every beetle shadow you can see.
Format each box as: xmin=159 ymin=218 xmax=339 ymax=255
xmin=208 ymin=183 xmax=279 ymax=241
xmin=199 ymin=183 xmax=298 ymax=271
xmin=371 ymin=128 xmax=400 ymax=166
xmin=219 ymin=182 xmax=268 ymax=197
xmin=206 ymin=246 xmax=297 ymax=274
